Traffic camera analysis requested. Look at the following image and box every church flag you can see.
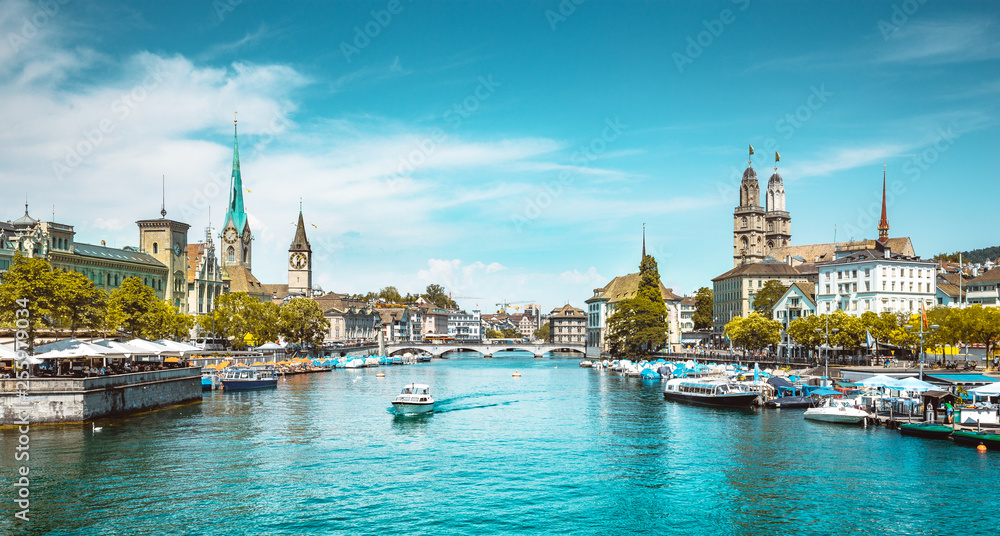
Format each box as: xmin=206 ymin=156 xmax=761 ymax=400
xmin=749 ymin=144 xmax=754 ymax=156
xmin=775 ymin=151 xmax=781 ymax=163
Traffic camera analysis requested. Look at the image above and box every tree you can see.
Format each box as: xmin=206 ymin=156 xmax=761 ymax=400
xmin=0 ymin=253 xmax=58 ymax=351
xmin=280 ymin=297 xmax=330 ymax=347
xmin=500 ymin=326 xmax=521 ymax=339
xmin=486 ymin=329 xmax=504 ymax=339
xmin=53 ymin=271 xmax=107 ymax=336
xmin=752 ymin=280 xmax=787 ymax=319
xmin=606 ymin=254 xmax=669 ymax=358
xmin=422 ymin=283 xmax=459 ymax=310
xmin=724 ymin=312 xmax=781 ymax=353
xmin=534 ymin=322 xmax=550 ymax=341
xmin=378 ymin=286 xmax=403 ymax=304
xmin=692 ymin=286 xmax=713 ymax=330
xmin=107 ymin=277 xmax=194 ymax=340
xmin=954 ymin=305 xmax=1000 ymax=367
xmin=201 ymin=292 xmax=276 ymax=349
xmin=787 ymin=314 xmax=823 ymax=350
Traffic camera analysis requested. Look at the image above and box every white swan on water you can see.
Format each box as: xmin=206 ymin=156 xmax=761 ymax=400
xmin=92 ymin=422 xmax=102 ymax=432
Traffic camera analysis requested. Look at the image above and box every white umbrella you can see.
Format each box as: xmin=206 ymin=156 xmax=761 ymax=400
xmin=856 ymin=374 xmax=900 ymax=387
xmin=154 ymin=340 xmax=202 ymax=354
xmin=126 ymin=339 xmax=178 ymax=356
xmin=35 ymin=339 xmax=112 ymax=356
xmin=93 ymin=340 xmax=148 ymax=358
xmin=970 ymin=381 xmax=1000 ymax=396
xmin=894 ymin=376 xmax=936 ymax=392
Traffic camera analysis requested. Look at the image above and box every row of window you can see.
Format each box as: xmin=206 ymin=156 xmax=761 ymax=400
xmin=825 ymin=280 xmax=933 ymax=294
xmin=824 ymin=266 xmax=933 ymax=281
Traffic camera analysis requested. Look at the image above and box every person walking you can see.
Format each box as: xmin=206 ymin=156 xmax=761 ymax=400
xmin=944 ymin=402 xmax=954 ymax=424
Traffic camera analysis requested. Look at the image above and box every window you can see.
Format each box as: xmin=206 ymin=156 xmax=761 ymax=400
xmin=741 ymin=217 xmax=747 ymax=229
xmin=865 ymin=282 xmax=870 ymax=292
xmin=882 ymin=267 xmax=887 ymax=276
xmin=909 ymin=269 xmax=913 ymax=277
xmin=865 ymin=268 xmax=871 ymax=277
xmin=242 ymin=249 xmax=248 ymax=263
xmin=909 ymin=282 xmax=913 ymax=292
xmin=852 ymin=270 xmax=857 ymax=278
xmin=228 ymin=247 xmax=234 ymax=262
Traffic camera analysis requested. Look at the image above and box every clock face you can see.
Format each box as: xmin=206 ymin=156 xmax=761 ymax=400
xmin=242 ymin=229 xmax=252 ymax=244
xmin=173 ymin=242 xmax=182 ymax=256
xmin=290 ymin=252 xmax=307 ymax=269
xmin=223 ymin=228 xmax=238 ymax=243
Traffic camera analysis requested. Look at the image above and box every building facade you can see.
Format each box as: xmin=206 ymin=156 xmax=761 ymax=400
xmin=813 ymin=245 xmax=936 ymax=316
xmin=549 ymin=304 xmax=586 ymax=345
xmin=448 ymin=310 xmax=481 ymax=342
xmin=186 ymin=226 xmax=227 ymax=315
xmin=137 ymin=209 xmax=190 ymax=311
xmin=712 ymin=261 xmax=809 ymax=334
xmin=324 ymin=305 xmax=381 ymax=343
xmin=287 ymin=207 xmax=313 ymax=298
xmin=957 ymin=267 xmax=998 ymax=306
xmin=219 ymin=119 xmax=269 ymax=302
xmin=585 ymin=272 xmax=683 ymax=357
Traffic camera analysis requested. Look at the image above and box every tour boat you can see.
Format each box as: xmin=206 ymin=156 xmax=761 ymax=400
xmin=898 ymin=422 xmax=953 ymax=439
xmin=392 ymin=383 xmax=434 ymax=414
xmin=951 ymin=430 xmax=1000 ymax=449
xmin=803 ymin=398 xmax=868 ymax=424
xmin=662 ymin=378 xmax=761 ymax=408
xmin=220 ymin=367 xmax=278 ymax=391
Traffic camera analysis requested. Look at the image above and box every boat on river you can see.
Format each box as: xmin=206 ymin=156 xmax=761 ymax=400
xmin=803 ymin=398 xmax=868 ymax=424
xmin=392 ymin=383 xmax=434 ymax=414
xmin=764 ymin=395 xmax=818 ymax=409
xmin=220 ymin=367 xmax=278 ymax=391
xmin=662 ymin=377 xmax=761 ymax=408
xmin=951 ymin=430 xmax=1000 ymax=449
xmin=899 ymin=422 xmax=953 ymax=439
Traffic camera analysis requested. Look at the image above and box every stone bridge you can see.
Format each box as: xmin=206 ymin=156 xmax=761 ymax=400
xmin=385 ymin=343 xmax=586 ymax=358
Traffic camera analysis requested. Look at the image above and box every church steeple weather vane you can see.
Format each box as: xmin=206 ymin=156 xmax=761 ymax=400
xmin=748 ymin=144 xmax=754 ymax=166
xmin=877 ymin=164 xmax=890 ymax=243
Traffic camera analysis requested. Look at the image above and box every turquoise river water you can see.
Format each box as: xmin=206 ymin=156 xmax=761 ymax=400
xmin=2 ymin=355 xmax=998 ymax=535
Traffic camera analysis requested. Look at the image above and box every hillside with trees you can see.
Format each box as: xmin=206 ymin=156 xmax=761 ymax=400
xmin=934 ymin=245 xmax=1000 ymax=264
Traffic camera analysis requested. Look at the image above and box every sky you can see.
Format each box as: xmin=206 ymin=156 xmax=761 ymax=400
xmin=1 ymin=0 xmax=998 ymax=315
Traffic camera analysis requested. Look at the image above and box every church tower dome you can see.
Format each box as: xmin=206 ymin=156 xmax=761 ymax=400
xmin=764 ymin=153 xmax=791 ymax=254
xmin=733 ymin=145 xmax=766 ymax=267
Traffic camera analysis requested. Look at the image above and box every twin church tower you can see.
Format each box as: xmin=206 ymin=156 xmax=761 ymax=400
xmin=733 ymin=148 xmax=791 ymax=267
xmin=220 ymin=119 xmax=313 ymax=299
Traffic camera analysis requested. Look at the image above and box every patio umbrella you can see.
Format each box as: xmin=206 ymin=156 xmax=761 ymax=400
xmin=970 ymin=381 xmax=1000 ymax=396
xmin=894 ymin=377 xmax=936 ymax=391
xmin=856 ymin=375 xmax=900 ymax=388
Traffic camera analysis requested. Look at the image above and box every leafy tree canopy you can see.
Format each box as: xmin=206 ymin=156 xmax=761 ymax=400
xmin=692 ymin=286 xmax=713 ymax=330
xmin=752 ymin=280 xmax=787 ymax=319
xmin=606 ymin=254 xmax=669 ymax=359
xmin=725 ymin=312 xmax=782 ymax=352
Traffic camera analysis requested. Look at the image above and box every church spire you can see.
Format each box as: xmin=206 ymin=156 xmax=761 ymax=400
xmin=877 ymin=165 xmax=889 ymax=243
xmin=291 ymin=202 xmax=310 ymax=251
xmin=642 ymin=223 xmax=646 ymax=258
xmin=224 ymin=116 xmax=248 ymax=234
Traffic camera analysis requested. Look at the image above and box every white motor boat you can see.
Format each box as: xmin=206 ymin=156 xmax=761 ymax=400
xmin=392 ymin=383 xmax=434 ymax=414
xmin=804 ymin=398 xmax=869 ymax=424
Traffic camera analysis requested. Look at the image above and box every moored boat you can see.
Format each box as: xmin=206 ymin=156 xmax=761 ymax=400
xmin=392 ymin=383 xmax=434 ymax=414
xmin=764 ymin=395 xmax=818 ymax=409
xmin=803 ymin=398 xmax=868 ymax=424
xmin=220 ymin=367 xmax=278 ymax=391
xmin=201 ymin=370 xmax=221 ymax=391
xmin=899 ymin=422 xmax=953 ymax=439
xmin=662 ymin=377 xmax=761 ymax=408
xmin=951 ymin=430 xmax=1000 ymax=449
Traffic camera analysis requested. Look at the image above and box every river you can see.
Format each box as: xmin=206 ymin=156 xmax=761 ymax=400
xmin=2 ymin=355 xmax=997 ymax=535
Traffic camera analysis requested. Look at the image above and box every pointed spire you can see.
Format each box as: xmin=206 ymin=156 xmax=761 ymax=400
xmin=291 ymin=202 xmax=310 ymax=251
xmin=878 ymin=165 xmax=890 ymax=243
xmin=224 ymin=116 xmax=248 ymax=234
xmin=160 ymin=175 xmax=167 ymax=218
xmin=642 ymin=223 xmax=646 ymax=258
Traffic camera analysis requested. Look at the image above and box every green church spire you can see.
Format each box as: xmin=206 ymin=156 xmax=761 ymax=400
xmin=224 ymin=117 xmax=248 ymax=234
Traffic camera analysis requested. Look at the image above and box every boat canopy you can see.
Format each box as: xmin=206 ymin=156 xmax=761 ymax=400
xmin=767 ymin=376 xmax=797 ymax=394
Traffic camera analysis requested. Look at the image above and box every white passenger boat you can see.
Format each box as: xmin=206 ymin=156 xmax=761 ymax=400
xmin=803 ymin=398 xmax=869 ymax=424
xmin=392 ymin=383 xmax=434 ymax=414
xmin=663 ymin=377 xmax=762 ymax=408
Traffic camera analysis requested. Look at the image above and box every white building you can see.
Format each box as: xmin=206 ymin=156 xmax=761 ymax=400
xmin=585 ymin=272 xmax=682 ymax=357
xmin=814 ymin=244 xmax=936 ymax=316
xmin=772 ymin=282 xmax=816 ymax=358
xmin=448 ymin=310 xmax=482 ymax=342
xmin=965 ymin=267 xmax=1000 ymax=306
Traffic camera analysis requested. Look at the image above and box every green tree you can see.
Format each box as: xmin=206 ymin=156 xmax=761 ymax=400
xmin=826 ymin=311 xmax=865 ymax=353
xmin=107 ymin=277 xmax=192 ymax=340
xmin=724 ymin=312 xmax=782 ymax=353
xmin=378 ymin=286 xmax=403 ymax=304
xmin=201 ymin=292 xmax=273 ymax=349
xmin=752 ymin=280 xmax=787 ymax=319
xmin=0 ymin=253 xmax=58 ymax=351
xmin=534 ymin=322 xmax=550 ymax=341
xmin=53 ymin=271 xmax=107 ymax=336
xmin=500 ymin=326 xmax=521 ymax=339
xmin=486 ymin=329 xmax=503 ymax=339
xmin=280 ymin=297 xmax=330 ymax=347
xmin=422 ymin=283 xmax=459 ymax=310
xmin=692 ymin=286 xmax=713 ymax=330
xmin=953 ymin=305 xmax=1000 ymax=367
xmin=787 ymin=314 xmax=823 ymax=350
xmin=606 ymin=254 xmax=669 ymax=358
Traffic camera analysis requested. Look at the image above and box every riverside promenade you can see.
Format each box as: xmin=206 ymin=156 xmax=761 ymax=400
xmin=0 ymin=367 xmax=201 ymax=425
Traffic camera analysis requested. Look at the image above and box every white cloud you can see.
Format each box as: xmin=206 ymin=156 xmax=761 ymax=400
xmin=91 ymin=217 xmax=124 ymax=231
xmin=559 ymin=267 xmax=604 ymax=285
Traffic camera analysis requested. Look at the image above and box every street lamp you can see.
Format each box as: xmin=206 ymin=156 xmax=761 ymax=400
xmin=815 ymin=319 xmax=840 ymax=381
xmin=906 ymin=323 xmax=940 ymax=381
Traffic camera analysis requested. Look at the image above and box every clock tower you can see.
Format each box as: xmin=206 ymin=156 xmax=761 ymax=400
xmin=288 ymin=205 xmax=312 ymax=298
xmin=221 ymin=118 xmax=252 ymax=270
xmin=137 ymin=200 xmax=190 ymax=312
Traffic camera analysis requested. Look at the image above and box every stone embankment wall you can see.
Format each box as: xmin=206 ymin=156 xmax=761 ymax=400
xmin=0 ymin=368 xmax=201 ymax=424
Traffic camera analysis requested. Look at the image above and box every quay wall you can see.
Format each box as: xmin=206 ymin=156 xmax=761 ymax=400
xmin=0 ymin=368 xmax=201 ymax=424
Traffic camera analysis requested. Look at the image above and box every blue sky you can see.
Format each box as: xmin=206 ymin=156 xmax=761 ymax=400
xmin=1 ymin=0 xmax=998 ymax=314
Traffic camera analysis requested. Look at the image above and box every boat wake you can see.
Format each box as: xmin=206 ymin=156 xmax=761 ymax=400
xmin=433 ymin=399 xmax=516 ymax=413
